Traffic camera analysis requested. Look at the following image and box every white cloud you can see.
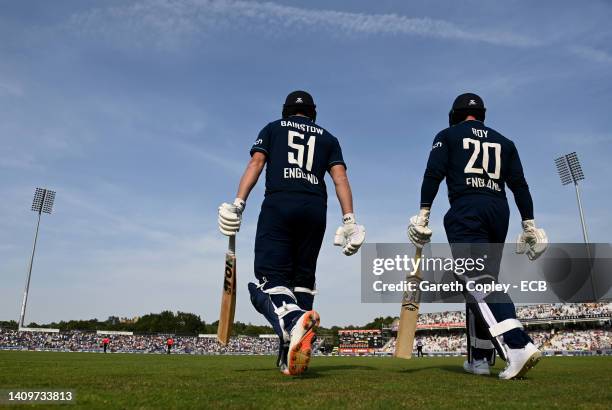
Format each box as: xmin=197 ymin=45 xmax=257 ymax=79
xmin=557 ymin=134 xmax=612 ymax=146
xmin=68 ymin=0 xmax=541 ymax=48
xmin=0 ymin=81 xmax=23 ymax=97
xmin=570 ymin=46 xmax=612 ymax=65
xmin=174 ymin=141 xmax=245 ymax=176
xmin=0 ymin=154 xmax=40 ymax=171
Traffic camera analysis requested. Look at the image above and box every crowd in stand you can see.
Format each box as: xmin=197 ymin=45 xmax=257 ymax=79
xmin=1 ymin=303 xmax=609 ymax=355
xmin=414 ymin=333 xmax=465 ymax=353
xmin=380 ymin=329 xmax=611 ymax=353
xmin=516 ymin=303 xmax=610 ymax=320
xmin=529 ymin=329 xmax=611 ymax=351
xmin=383 ymin=334 xmax=465 ymax=353
xmin=418 ymin=311 xmax=464 ymax=325
xmin=0 ymin=330 xmax=278 ymax=354
xmin=416 ymin=302 xmax=611 ymax=325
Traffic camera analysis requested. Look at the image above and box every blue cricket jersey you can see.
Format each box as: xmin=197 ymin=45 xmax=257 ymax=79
xmin=420 ymin=120 xmax=534 ymax=220
xmin=250 ymin=115 xmax=346 ymax=200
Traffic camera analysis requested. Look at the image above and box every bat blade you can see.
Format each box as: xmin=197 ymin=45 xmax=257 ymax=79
xmin=217 ymin=236 xmax=237 ymax=345
xmin=394 ymin=247 xmax=423 ymax=359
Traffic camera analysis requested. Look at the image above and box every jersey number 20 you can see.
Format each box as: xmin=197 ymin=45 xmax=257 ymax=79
xmin=463 ymin=138 xmax=501 ymax=179
xmin=288 ymin=130 xmax=316 ymax=171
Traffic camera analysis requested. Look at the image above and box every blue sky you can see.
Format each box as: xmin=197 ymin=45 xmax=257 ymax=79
xmin=1 ymin=0 xmax=611 ymax=327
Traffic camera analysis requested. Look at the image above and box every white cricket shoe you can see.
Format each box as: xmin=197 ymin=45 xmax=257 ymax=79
xmin=281 ymin=310 xmax=320 ymax=376
xmin=498 ymin=342 xmax=542 ymax=380
xmin=463 ymin=359 xmax=491 ymax=376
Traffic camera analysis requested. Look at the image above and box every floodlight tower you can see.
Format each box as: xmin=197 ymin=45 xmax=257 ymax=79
xmin=18 ymin=188 xmax=56 ymax=329
xmin=555 ymin=152 xmax=597 ymax=299
xmin=555 ymin=152 xmax=589 ymax=244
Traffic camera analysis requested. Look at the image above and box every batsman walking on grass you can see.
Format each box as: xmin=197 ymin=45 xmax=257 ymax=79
xmin=218 ymin=90 xmax=365 ymax=376
xmin=406 ymin=93 xmax=548 ymax=379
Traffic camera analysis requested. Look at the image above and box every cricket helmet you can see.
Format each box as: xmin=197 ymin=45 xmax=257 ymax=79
xmin=282 ymin=90 xmax=317 ymax=122
xmin=449 ymin=92 xmax=486 ymax=126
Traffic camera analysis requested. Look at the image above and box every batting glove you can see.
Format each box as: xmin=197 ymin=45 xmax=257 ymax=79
xmin=516 ymin=219 xmax=548 ymax=260
xmin=408 ymin=208 xmax=432 ymax=248
xmin=218 ymin=198 xmax=245 ymax=236
xmin=334 ymin=213 xmax=366 ymax=256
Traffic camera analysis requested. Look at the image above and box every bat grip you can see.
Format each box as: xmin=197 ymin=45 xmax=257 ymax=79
xmin=415 ymin=246 xmax=423 ymax=259
xmin=228 ymin=235 xmax=236 ymax=255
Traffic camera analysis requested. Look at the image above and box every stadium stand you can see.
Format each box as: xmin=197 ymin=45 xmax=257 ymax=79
xmin=1 ymin=303 xmax=609 ymax=356
xmin=407 ymin=302 xmax=611 ymax=330
xmin=0 ymin=331 xmax=279 ymax=355
xmin=380 ymin=329 xmax=611 ymax=355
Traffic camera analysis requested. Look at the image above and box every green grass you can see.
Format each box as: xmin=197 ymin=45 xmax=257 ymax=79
xmin=0 ymin=352 xmax=610 ymax=409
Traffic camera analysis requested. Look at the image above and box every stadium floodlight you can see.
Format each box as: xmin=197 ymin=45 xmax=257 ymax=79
xmin=555 ymin=152 xmax=597 ymax=299
xmin=18 ymin=188 xmax=56 ymax=329
xmin=555 ymin=152 xmax=589 ymax=244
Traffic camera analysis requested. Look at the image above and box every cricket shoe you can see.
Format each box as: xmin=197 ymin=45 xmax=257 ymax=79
xmin=498 ymin=342 xmax=542 ymax=380
xmin=463 ymin=359 xmax=491 ymax=376
xmin=281 ymin=310 xmax=320 ymax=376
xmin=277 ymin=341 xmax=289 ymax=371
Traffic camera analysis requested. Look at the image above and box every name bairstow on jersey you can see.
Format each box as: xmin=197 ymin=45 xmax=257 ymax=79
xmin=280 ymin=120 xmax=324 ymax=135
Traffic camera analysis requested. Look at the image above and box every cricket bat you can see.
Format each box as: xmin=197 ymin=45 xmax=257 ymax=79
xmin=394 ymin=246 xmax=423 ymax=359
xmin=217 ymin=235 xmax=237 ymax=345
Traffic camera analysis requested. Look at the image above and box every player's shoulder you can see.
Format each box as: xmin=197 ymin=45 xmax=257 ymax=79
xmin=433 ymin=127 xmax=451 ymax=140
xmin=482 ymin=124 xmax=516 ymax=148
xmin=318 ymin=123 xmax=338 ymax=141
xmin=317 ymin=123 xmax=340 ymax=146
xmin=261 ymin=119 xmax=280 ymax=131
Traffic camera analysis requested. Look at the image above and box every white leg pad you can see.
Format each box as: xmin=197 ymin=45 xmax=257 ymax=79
xmin=261 ymin=286 xmax=302 ymax=342
xmin=294 ymin=287 xmax=318 ymax=295
xmin=273 ymin=302 xmax=302 ymax=318
xmin=489 ymin=319 xmax=523 ymax=337
xmin=263 ymin=286 xmax=298 ymax=301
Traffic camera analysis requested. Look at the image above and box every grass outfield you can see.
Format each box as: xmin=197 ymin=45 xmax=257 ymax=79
xmin=0 ymin=352 xmax=610 ymax=409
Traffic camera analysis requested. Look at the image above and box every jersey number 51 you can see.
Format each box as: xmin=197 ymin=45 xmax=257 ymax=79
xmin=288 ymin=131 xmax=316 ymax=171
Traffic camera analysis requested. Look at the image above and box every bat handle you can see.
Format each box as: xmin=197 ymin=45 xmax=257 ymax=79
xmin=228 ymin=235 xmax=236 ymax=255
xmin=415 ymin=246 xmax=423 ymax=259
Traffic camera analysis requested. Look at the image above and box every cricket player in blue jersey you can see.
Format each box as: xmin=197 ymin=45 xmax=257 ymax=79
xmin=408 ymin=93 xmax=548 ymax=379
xmin=218 ymin=91 xmax=365 ymax=376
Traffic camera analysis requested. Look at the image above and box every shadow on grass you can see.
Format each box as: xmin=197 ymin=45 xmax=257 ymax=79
xmin=397 ymin=364 xmax=466 ymax=375
xmin=295 ymin=364 xmax=379 ymax=379
xmin=235 ymin=364 xmax=377 ymax=379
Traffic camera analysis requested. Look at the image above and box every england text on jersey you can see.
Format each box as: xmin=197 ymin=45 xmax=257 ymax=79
xmin=284 ymin=167 xmax=319 ymax=185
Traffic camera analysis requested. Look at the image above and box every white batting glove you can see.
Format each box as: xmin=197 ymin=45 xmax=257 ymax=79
xmin=408 ymin=208 xmax=432 ymax=248
xmin=218 ymin=198 xmax=245 ymax=236
xmin=334 ymin=213 xmax=366 ymax=256
xmin=516 ymin=219 xmax=548 ymax=260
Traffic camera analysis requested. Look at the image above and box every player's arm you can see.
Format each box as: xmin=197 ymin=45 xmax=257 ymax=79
xmin=505 ymin=142 xmax=533 ymax=221
xmin=236 ymin=152 xmax=266 ymax=202
xmin=218 ymin=126 xmax=270 ymax=236
xmin=329 ymin=164 xmax=353 ymax=215
xmin=507 ymin=143 xmax=548 ymax=260
xmin=328 ymin=141 xmax=365 ymax=256
xmin=218 ymin=153 xmax=266 ymax=236
xmin=408 ymin=132 xmax=448 ymax=248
